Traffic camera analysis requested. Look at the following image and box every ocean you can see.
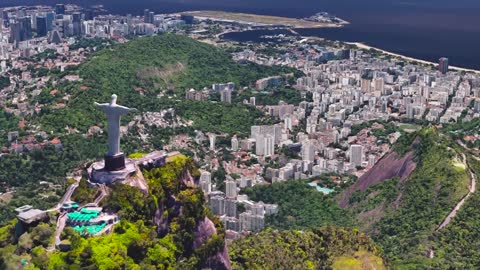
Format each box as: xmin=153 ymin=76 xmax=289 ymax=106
xmin=2 ymin=0 xmax=480 ymax=69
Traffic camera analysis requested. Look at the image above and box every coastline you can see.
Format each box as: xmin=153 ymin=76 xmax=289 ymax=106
xmin=347 ymin=42 xmax=480 ymax=74
xmin=179 ymin=10 xmax=345 ymax=29
xmin=191 ymin=10 xmax=479 ymax=73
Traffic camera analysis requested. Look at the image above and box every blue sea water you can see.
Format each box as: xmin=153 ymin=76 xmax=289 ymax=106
xmin=2 ymin=0 xmax=480 ymax=69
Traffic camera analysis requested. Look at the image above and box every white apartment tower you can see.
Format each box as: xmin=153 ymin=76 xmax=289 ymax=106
xmin=302 ymin=141 xmax=315 ymax=162
xmin=209 ymin=134 xmax=216 ymax=151
xmin=200 ymin=171 xmax=212 ymax=194
xmin=231 ymin=136 xmax=239 ymax=151
xmin=225 ymin=180 xmax=237 ymax=199
xmin=264 ymin=135 xmax=274 ymax=157
xmin=349 ymin=144 xmax=363 ymax=167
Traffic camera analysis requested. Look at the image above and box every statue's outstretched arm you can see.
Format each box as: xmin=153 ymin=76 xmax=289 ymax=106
xmin=95 ymin=102 xmax=110 ymax=112
xmin=117 ymin=105 xmax=137 ymax=115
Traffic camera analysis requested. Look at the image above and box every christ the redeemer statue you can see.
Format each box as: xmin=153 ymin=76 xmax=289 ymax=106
xmin=95 ymin=94 xmax=136 ymax=171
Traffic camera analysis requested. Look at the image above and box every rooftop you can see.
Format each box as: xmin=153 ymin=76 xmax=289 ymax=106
xmin=17 ymin=209 xmax=47 ymax=224
xmin=15 ymin=205 xmax=33 ymax=213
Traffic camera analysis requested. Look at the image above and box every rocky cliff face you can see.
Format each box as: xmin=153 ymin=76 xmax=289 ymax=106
xmin=179 ymin=166 xmax=198 ymax=188
xmin=339 ymin=150 xmax=417 ymax=208
xmin=194 ymin=217 xmax=232 ymax=270
xmin=148 ymin=154 xmax=231 ymax=269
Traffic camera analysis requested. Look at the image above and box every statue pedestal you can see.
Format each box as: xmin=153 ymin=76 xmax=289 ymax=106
xmin=87 ymin=151 xmax=173 ymax=186
xmin=105 ymin=153 xmax=126 ymax=171
xmin=88 ymin=159 xmax=136 ymax=185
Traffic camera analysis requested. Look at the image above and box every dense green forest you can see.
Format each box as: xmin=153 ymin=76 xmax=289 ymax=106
xmin=69 ymin=37 xmax=114 ymax=51
xmin=33 ymin=34 xmax=293 ymax=135
xmin=79 ymin=33 xmax=299 ymax=98
xmin=429 ymin=156 xmax=480 ymax=269
xmin=369 ymin=128 xmax=469 ymax=268
xmin=229 ymin=227 xmax=386 ymax=270
xmin=0 ymin=76 xmax=10 ymax=89
xmin=242 ymin=180 xmax=353 ymax=230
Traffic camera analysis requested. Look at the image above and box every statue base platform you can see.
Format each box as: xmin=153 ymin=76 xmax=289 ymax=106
xmin=105 ymin=153 xmax=126 ymax=171
xmin=88 ymin=159 xmax=136 ymax=185
xmin=87 ymin=151 xmax=173 ymax=186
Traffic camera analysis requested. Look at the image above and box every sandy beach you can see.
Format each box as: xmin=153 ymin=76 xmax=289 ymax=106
xmin=349 ymin=42 xmax=480 ymax=74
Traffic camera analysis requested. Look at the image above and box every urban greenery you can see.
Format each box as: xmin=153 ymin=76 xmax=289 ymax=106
xmin=0 ymin=76 xmax=10 ymax=89
xmin=243 ymin=180 xmax=353 ymax=230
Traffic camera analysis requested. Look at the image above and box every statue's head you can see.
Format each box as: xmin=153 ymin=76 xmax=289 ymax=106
xmin=110 ymin=94 xmax=118 ymax=105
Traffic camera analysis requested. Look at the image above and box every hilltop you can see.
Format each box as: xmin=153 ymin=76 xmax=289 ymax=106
xmin=0 ymin=155 xmax=232 ymax=269
xmin=35 ymin=33 xmax=300 ymax=135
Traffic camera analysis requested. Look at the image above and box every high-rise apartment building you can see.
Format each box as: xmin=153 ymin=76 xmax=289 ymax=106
xmin=220 ymin=88 xmax=232 ymax=103
xmin=301 ymin=141 xmax=315 ymax=162
xmin=55 ymin=4 xmax=65 ymax=15
xmin=231 ymin=136 xmax=239 ymax=151
xmin=36 ymin=16 xmax=47 ymax=37
xmin=349 ymin=144 xmax=363 ymax=167
xmin=225 ymin=180 xmax=237 ymax=199
xmin=439 ymin=57 xmax=449 ymax=74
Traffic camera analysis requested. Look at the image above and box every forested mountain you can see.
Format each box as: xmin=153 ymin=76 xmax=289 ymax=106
xmin=349 ymin=128 xmax=471 ymax=268
xmin=242 ymin=127 xmax=480 ymax=269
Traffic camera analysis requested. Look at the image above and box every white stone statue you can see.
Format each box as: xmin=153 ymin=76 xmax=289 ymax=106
xmin=95 ymin=94 xmax=136 ymax=157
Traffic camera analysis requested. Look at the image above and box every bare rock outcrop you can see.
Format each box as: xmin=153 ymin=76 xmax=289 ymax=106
xmin=339 ymin=150 xmax=417 ymax=208
xmin=194 ymin=217 xmax=232 ymax=270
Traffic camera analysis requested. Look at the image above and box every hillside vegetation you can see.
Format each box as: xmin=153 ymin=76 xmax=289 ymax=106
xmin=80 ymin=33 xmax=298 ymax=96
xmin=430 ymin=156 xmax=480 ymax=269
xmin=241 ymin=127 xmax=476 ymax=268
xmin=229 ymin=227 xmax=386 ymax=270
xmin=372 ymin=129 xmax=468 ymax=265
xmin=0 ymin=155 xmax=230 ymax=269
xmin=36 ymin=34 xmax=296 ymax=135
xmin=242 ymin=179 xmax=353 ymax=230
